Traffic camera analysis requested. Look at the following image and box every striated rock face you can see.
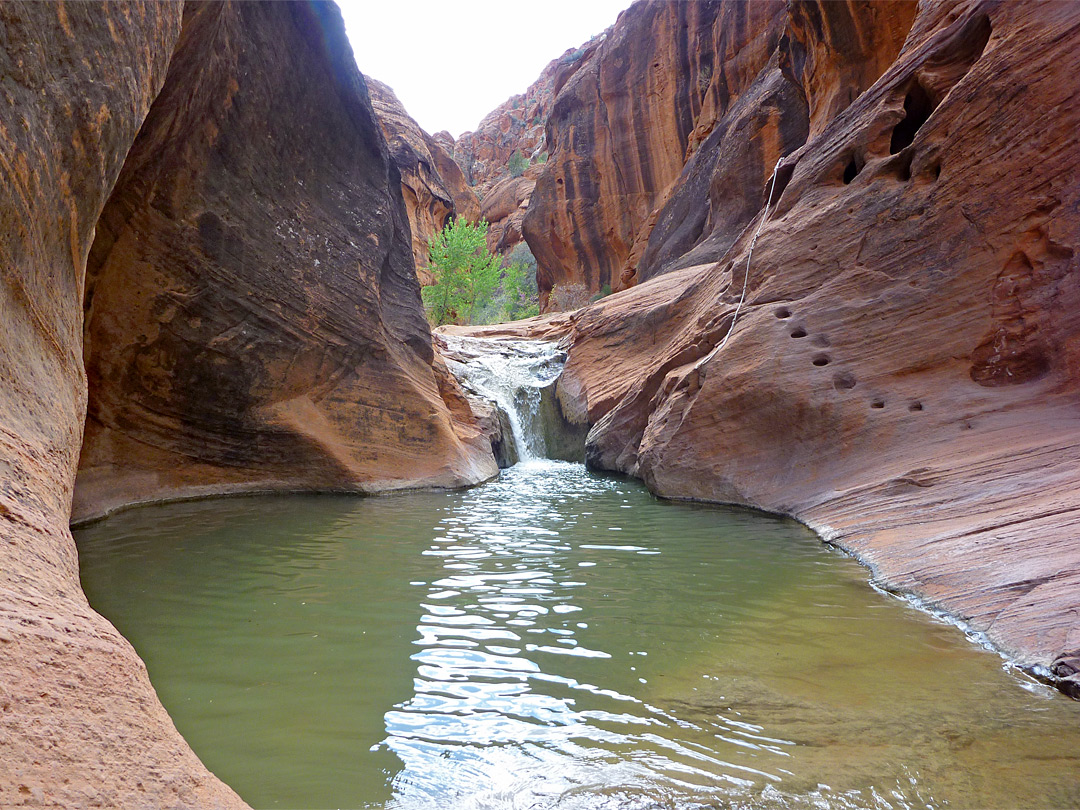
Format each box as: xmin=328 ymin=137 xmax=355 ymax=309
xmin=523 ymin=0 xmax=917 ymax=308
xmin=75 ymin=2 xmax=496 ymax=524
xmin=522 ymin=1 xmax=744 ymax=308
xmin=366 ymin=76 xmax=479 ymax=283
xmin=479 ymin=169 xmax=540 ymax=253
xmin=637 ymin=0 xmax=917 ymax=282
xmin=1 ymin=1 xmax=498 ymax=804
xmin=0 ymin=3 xmax=244 ymax=806
xmin=552 ymin=0 xmax=1080 ymax=686
xmin=452 ymin=34 xmax=606 ymax=195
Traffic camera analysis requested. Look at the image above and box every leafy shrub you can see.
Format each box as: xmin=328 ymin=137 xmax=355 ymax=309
xmin=422 ymin=222 xmax=540 ymax=325
xmin=590 ymin=283 xmax=613 ymax=302
xmin=471 ymin=242 xmax=540 ymax=324
xmin=559 ymin=48 xmax=585 ymax=66
xmin=508 ymin=150 xmax=528 ymax=178
xmin=421 ymin=218 xmax=503 ymax=326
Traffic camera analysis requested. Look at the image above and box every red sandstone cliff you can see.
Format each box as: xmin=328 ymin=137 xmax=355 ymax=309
xmin=542 ymin=0 xmax=1080 ymax=693
xmin=0 ymin=1 xmax=495 ymax=805
xmin=74 ymin=3 xmax=496 ymax=524
xmin=366 ymin=76 xmax=480 ymax=283
xmin=452 ymin=34 xmax=605 ymax=194
xmin=0 ymin=4 xmax=245 ymax=806
xmin=451 ymin=0 xmax=1080 ymax=698
xmin=522 ymin=1 xmax=917 ymax=309
xmin=443 ymin=33 xmax=606 ymax=256
xmin=366 ymin=30 xmax=608 ymax=270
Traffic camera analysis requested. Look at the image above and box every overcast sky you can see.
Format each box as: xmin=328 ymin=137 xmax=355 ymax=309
xmin=337 ymin=0 xmax=633 ymax=138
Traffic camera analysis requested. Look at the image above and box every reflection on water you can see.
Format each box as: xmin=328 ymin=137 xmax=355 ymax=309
xmin=76 ymin=461 xmax=1080 ymax=809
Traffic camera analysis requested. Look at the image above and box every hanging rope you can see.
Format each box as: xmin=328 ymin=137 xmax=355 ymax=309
xmin=713 ymin=156 xmax=786 ymax=356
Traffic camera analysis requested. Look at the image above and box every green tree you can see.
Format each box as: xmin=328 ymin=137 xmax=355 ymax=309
xmin=508 ymin=149 xmax=528 ymax=177
xmin=421 ymin=218 xmax=503 ymax=326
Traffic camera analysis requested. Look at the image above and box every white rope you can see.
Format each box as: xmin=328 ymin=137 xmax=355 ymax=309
xmin=713 ymin=156 xmax=785 ymax=356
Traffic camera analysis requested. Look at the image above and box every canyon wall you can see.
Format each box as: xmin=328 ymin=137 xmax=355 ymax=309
xmin=368 ymin=29 xmax=609 ymax=273
xmin=366 ymin=76 xmax=479 ymax=283
xmin=74 ymin=2 xmax=496 ymax=524
xmin=0 ymin=1 xmax=496 ymax=805
xmin=547 ymin=0 xmax=1080 ymax=691
xmin=0 ymin=4 xmax=245 ymax=806
xmin=522 ymin=0 xmax=918 ymax=309
xmin=439 ymin=32 xmax=607 ymax=258
xmin=451 ymin=33 xmax=606 ymax=195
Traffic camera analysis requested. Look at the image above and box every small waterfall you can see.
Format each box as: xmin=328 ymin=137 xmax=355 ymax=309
xmin=439 ymin=334 xmax=567 ymax=462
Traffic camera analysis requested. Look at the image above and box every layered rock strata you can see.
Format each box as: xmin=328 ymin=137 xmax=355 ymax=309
xmin=479 ymin=169 xmax=540 ymax=253
xmin=523 ymin=0 xmax=917 ymax=308
xmin=75 ymin=2 xmax=496 ymax=524
xmin=366 ymin=76 xmax=479 ymax=282
xmin=451 ymin=32 xmax=605 ymax=195
xmin=0 ymin=3 xmax=244 ymax=806
xmin=550 ymin=0 xmax=1080 ymax=690
xmin=1 ymin=1 xmax=496 ymax=805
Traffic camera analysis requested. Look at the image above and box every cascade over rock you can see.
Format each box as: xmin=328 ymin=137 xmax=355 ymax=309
xmin=3 ymin=1 xmax=1080 ymax=806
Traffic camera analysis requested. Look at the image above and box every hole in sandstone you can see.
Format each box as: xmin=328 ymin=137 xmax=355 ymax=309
xmin=909 ymin=400 xmax=924 ymax=411
xmin=790 ymin=327 xmax=807 ymax=339
xmin=871 ymin=398 xmax=885 ymax=409
xmin=775 ymin=307 xmax=791 ymax=319
xmin=833 ymin=371 xmax=857 ymax=390
xmin=896 ymin=149 xmax=914 ymax=181
xmin=890 ymin=79 xmax=934 ymax=154
xmin=951 ymin=14 xmax=992 ymax=72
xmin=842 ymin=154 xmax=864 ymax=185
xmin=812 ymin=354 xmax=830 ymax=367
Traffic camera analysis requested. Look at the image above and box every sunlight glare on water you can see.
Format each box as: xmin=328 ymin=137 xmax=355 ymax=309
xmin=76 ymin=462 xmax=1080 ymax=810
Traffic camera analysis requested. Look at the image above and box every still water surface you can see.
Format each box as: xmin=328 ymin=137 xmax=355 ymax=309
xmin=76 ymin=461 xmax=1080 ymax=809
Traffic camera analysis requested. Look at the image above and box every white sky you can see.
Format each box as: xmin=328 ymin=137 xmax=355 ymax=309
xmin=337 ymin=0 xmax=633 ymax=138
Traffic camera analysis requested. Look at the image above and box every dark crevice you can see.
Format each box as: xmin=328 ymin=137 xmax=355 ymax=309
xmin=890 ymin=79 xmax=934 ymax=154
xmin=895 ymin=148 xmax=914 ymax=181
xmin=843 ymin=157 xmax=859 ymax=184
